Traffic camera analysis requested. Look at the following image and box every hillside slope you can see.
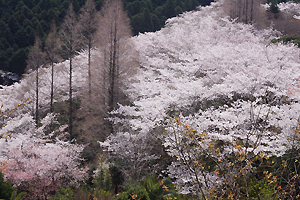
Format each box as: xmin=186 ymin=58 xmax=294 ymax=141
xmin=102 ymin=0 xmax=300 ymax=193
xmin=1 ymin=0 xmax=300 ymax=197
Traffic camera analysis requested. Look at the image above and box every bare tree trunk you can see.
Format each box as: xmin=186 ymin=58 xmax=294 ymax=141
xmin=78 ymin=0 xmax=138 ymax=141
xmin=79 ymin=0 xmax=98 ymax=102
xmin=225 ymin=0 xmax=262 ymax=25
xmin=88 ymin=39 xmax=91 ymax=97
xmin=45 ymin=20 xmax=61 ymax=113
xmin=250 ymin=0 xmax=254 ymax=23
xmin=60 ymin=3 xmax=82 ymax=136
xmin=238 ymin=0 xmax=242 ymax=21
xmin=245 ymin=0 xmax=249 ymax=24
xmin=36 ymin=65 xmax=39 ymax=124
xmin=26 ymin=37 xmax=45 ymax=125
xmin=69 ymin=56 xmax=73 ymax=135
xmin=110 ymin=23 xmax=118 ymax=112
xmin=50 ymin=62 xmax=54 ymax=112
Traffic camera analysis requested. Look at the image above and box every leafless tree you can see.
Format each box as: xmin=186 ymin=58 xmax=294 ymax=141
xmin=97 ymin=0 xmax=138 ymax=133
xmin=223 ymin=0 xmax=263 ymax=24
xmin=59 ymin=3 xmax=83 ymax=136
xmin=44 ymin=20 xmax=61 ymax=113
xmin=97 ymin=0 xmax=137 ymax=112
xmin=78 ymin=0 xmax=138 ymax=144
xmin=79 ymin=0 xmax=99 ymax=99
xmin=26 ymin=37 xmax=45 ymax=124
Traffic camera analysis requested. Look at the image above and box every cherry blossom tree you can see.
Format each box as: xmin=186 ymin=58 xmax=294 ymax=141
xmin=0 ymin=114 xmax=88 ymax=200
xmin=101 ymin=0 xmax=300 ymax=195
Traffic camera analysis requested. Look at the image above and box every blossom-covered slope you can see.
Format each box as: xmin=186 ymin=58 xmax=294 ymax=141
xmin=0 ymin=51 xmax=88 ymax=113
xmin=1 ymin=0 xmax=300 ymax=194
xmin=99 ymin=1 xmax=300 ymax=194
xmin=106 ymin=0 xmax=300 ymax=162
xmin=263 ymin=1 xmax=300 ymax=19
xmin=0 ymin=49 xmax=89 ymax=198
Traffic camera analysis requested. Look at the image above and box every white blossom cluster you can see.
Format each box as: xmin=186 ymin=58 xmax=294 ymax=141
xmin=262 ymin=1 xmax=300 ymax=19
xmin=103 ymin=0 xmax=300 ymax=194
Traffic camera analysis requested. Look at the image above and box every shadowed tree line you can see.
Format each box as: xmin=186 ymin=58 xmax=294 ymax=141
xmin=0 ymin=0 xmax=213 ymax=77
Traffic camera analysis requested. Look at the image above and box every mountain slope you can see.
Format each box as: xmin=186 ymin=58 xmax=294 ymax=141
xmin=1 ymin=0 xmax=300 ymax=197
xmin=102 ymin=1 xmax=300 ymax=192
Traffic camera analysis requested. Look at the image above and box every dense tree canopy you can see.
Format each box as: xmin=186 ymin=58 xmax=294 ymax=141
xmin=0 ymin=0 xmax=213 ymax=77
xmin=1 ymin=0 xmax=300 ymax=199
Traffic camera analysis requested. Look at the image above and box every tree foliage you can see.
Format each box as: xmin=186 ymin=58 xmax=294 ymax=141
xmin=101 ymin=1 xmax=300 ymax=198
xmin=0 ymin=0 xmax=213 ymax=76
xmin=3 ymin=1 xmax=300 ymax=199
xmin=0 ymin=171 xmax=14 ymax=200
xmin=0 ymin=114 xmax=87 ymax=200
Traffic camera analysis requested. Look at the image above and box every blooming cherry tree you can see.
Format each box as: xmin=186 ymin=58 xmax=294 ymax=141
xmin=0 ymin=114 xmax=87 ymax=199
xmin=102 ymin=0 xmax=300 ymax=196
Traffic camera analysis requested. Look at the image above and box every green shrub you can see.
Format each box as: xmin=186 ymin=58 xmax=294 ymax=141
xmin=48 ymin=187 xmax=74 ymax=200
xmin=271 ymin=35 xmax=300 ymax=48
xmin=117 ymin=185 xmax=150 ymax=200
xmin=0 ymin=171 xmax=14 ymax=200
xmin=94 ymin=188 xmax=115 ymax=200
xmin=141 ymin=175 xmax=177 ymax=200
xmin=9 ymin=191 xmax=26 ymax=200
xmin=93 ymin=164 xmax=113 ymax=192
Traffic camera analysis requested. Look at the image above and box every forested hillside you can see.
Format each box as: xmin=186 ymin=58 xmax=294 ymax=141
xmin=1 ymin=0 xmax=300 ymax=199
xmin=0 ymin=0 xmax=212 ymax=76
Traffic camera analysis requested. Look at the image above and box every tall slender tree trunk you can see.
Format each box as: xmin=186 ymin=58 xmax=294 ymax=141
xmin=69 ymin=56 xmax=73 ymax=136
xmin=111 ymin=24 xmax=117 ymax=111
xmin=250 ymin=0 xmax=254 ymax=23
xmin=27 ymin=37 xmax=44 ymax=125
xmin=60 ymin=3 xmax=81 ymax=136
xmin=36 ymin=66 xmax=39 ymax=125
xmin=245 ymin=0 xmax=249 ymax=24
xmin=50 ymin=62 xmax=54 ymax=113
xmin=78 ymin=0 xmax=98 ymax=103
xmin=88 ymin=39 xmax=92 ymax=99
xmin=109 ymin=26 xmax=114 ymax=111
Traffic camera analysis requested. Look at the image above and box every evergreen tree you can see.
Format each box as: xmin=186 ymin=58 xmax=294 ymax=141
xmin=143 ymin=8 xmax=153 ymax=32
xmin=0 ymin=20 xmax=14 ymax=46
xmin=125 ymin=0 xmax=141 ymax=16
xmin=145 ymin=0 xmax=153 ymax=12
xmin=164 ymin=0 xmax=176 ymax=18
xmin=0 ymin=171 xmax=14 ymax=200
xmin=131 ymin=13 xmax=144 ymax=35
xmin=8 ymin=15 xmax=21 ymax=35
xmin=9 ymin=48 xmax=27 ymax=75
xmin=174 ymin=5 xmax=183 ymax=15
xmin=151 ymin=13 xmax=160 ymax=31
